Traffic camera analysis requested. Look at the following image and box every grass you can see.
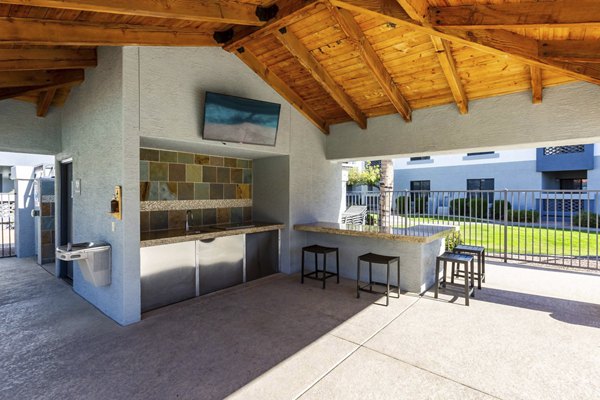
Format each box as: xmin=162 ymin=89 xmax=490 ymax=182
xmin=395 ymin=217 xmax=600 ymax=257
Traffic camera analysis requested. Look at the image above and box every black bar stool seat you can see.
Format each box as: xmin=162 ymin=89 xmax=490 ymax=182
xmin=356 ymin=252 xmax=400 ymax=306
xmin=452 ymin=244 xmax=486 ymax=289
xmin=435 ymin=252 xmax=475 ymax=306
xmin=301 ymin=244 xmax=339 ymax=289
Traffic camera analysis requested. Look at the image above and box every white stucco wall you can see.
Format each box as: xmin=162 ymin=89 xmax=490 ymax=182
xmin=0 ymin=100 xmax=61 ymax=155
xmin=327 ymin=82 xmax=600 ymax=161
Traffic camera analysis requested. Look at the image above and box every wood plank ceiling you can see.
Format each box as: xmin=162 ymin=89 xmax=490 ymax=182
xmin=0 ymin=0 xmax=595 ymax=128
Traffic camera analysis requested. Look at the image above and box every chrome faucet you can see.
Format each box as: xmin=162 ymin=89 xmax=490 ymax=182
xmin=185 ymin=210 xmax=193 ymax=232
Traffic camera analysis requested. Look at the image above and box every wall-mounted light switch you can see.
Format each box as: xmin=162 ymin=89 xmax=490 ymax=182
xmin=111 ymin=221 xmax=116 ymax=232
xmin=74 ymin=179 xmax=81 ymax=195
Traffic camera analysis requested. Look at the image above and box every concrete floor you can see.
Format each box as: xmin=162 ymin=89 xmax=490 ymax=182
xmin=1 ymin=258 xmax=600 ymax=400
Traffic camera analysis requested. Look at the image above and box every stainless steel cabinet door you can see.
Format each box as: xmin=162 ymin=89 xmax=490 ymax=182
xmin=197 ymin=236 xmax=244 ymax=296
xmin=140 ymin=241 xmax=196 ymax=312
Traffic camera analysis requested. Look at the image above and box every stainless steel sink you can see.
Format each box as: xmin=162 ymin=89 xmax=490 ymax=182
xmin=210 ymin=223 xmax=255 ymax=231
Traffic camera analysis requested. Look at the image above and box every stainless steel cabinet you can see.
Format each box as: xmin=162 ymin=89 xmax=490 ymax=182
xmin=140 ymin=241 xmax=196 ymax=312
xmin=246 ymin=231 xmax=279 ymax=282
xmin=196 ymin=236 xmax=244 ymax=296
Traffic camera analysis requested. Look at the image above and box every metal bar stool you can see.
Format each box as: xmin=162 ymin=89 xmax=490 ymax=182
xmin=452 ymin=244 xmax=485 ymax=290
xmin=435 ymin=252 xmax=475 ymax=306
xmin=301 ymin=245 xmax=339 ymax=289
xmin=356 ymin=253 xmax=400 ymax=306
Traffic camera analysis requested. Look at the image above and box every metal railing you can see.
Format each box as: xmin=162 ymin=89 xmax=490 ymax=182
xmin=346 ymin=190 xmax=600 ymax=270
xmin=0 ymin=193 xmax=15 ymax=258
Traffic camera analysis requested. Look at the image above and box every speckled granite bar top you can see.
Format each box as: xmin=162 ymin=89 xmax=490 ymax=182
xmin=294 ymin=222 xmax=456 ymax=244
xmin=141 ymin=222 xmax=284 ymax=247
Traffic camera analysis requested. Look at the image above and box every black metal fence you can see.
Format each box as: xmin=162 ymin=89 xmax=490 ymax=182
xmin=0 ymin=193 xmax=15 ymax=258
xmin=346 ymin=190 xmax=600 ymax=270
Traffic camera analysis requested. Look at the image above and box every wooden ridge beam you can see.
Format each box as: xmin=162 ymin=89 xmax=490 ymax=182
xmin=0 ymin=0 xmax=265 ymax=26
xmin=274 ymin=26 xmax=367 ymax=129
xmin=327 ymin=4 xmax=411 ymax=121
xmin=539 ymin=40 xmax=600 ymax=63
xmin=331 ymin=0 xmax=600 ymax=85
xmin=233 ymin=46 xmax=329 ymax=134
xmin=530 ymin=66 xmax=543 ymax=104
xmin=0 ymin=48 xmax=96 ymax=71
xmin=430 ymin=1 xmax=600 ymax=29
xmin=36 ymin=88 xmax=56 ymax=117
xmin=223 ymin=0 xmax=320 ymax=52
xmin=394 ymin=0 xmax=467 ymax=114
xmin=0 ymin=18 xmax=218 ymax=46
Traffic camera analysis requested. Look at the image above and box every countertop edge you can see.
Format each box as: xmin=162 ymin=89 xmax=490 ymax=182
xmin=294 ymin=223 xmax=454 ymax=244
xmin=141 ymin=224 xmax=285 ymax=248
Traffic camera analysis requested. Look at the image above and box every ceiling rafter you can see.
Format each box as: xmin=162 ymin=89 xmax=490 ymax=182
xmin=539 ymin=40 xmax=600 ymax=64
xmin=326 ymin=3 xmax=411 ymax=121
xmin=0 ymin=69 xmax=83 ymax=101
xmin=233 ymin=46 xmax=329 ymax=134
xmin=430 ymin=1 xmax=600 ymax=30
xmin=274 ymin=26 xmax=367 ymax=129
xmin=395 ymin=0 xmax=467 ymax=114
xmin=0 ymin=48 xmax=97 ymax=71
xmin=331 ymin=0 xmax=600 ymax=86
xmin=0 ymin=0 xmax=266 ymax=26
xmin=0 ymin=18 xmax=219 ymax=46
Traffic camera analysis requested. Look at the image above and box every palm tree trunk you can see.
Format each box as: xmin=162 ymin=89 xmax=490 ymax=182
xmin=379 ymin=159 xmax=394 ymax=227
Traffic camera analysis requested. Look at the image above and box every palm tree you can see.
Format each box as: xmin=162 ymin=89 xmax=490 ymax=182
xmin=379 ymin=159 xmax=393 ymax=227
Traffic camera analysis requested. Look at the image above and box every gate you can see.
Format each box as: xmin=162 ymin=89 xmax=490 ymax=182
xmin=0 ymin=193 xmax=15 ymax=258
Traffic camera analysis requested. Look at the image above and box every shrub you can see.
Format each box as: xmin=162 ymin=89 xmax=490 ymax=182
xmin=508 ymin=210 xmax=540 ymax=223
xmin=493 ymin=200 xmax=512 ymax=220
xmin=395 ymin=196 xmax=428 ymax=215
xmin=366 ymin=213 xmax=379 ymax=226
xmin=468 ymin=198 xmax=488 ymax=218
xmin=445 ymin=229 xmax=462 ymax=251
xmin=450 ymin=198 xmax=468 ymax=216
xmin=573 ymin=211 xmax=599 ymax=228
xmin=395 ymin=196 xmax=408 ymax=214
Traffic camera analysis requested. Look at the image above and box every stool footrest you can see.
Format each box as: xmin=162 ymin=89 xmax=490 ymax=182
xmin=303 ymin=271 xmax=338 ymax=281
xmin=439 ymin=280 xmax=475 ymax=297
xmin=358 ymin=282 xmax=400 ymax=298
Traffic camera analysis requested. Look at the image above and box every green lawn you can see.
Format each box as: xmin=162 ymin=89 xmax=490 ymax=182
xmin=395 ymin=217 xmax=600 ymax=257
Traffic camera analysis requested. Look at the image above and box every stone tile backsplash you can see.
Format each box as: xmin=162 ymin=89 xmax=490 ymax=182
xmin=140 ymin=148 xmax=253 ymax=232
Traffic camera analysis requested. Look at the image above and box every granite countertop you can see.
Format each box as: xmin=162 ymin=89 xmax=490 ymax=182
xmin=294 ymin=222 xmax=457 ymax=244
xmin=141 ymin=222 xmax=285 ymax=247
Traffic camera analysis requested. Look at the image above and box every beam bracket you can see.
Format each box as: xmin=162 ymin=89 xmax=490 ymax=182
xmin=213 ymin=28 xmax=234 ymax=44
xmin=255 ymin=5 xmax=279 ymax=22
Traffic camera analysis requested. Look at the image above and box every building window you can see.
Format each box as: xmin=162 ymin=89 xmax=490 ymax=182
xmin=410 ymin=156 xmax=430 ymax=161
xmin=410 ymin=180 xmax=430 ymax=191
xmin=466 ymin=151 xmax=495 ymax=157
xmin=543 ymin=145 xmax=585 ymax=155
xmin=467 ymin=178 xmax=494 ymax=201
xmin=560 ymin=178 xmax=587 ymax=190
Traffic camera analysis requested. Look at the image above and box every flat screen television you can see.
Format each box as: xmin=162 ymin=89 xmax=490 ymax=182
xmin=202 ymin=92 xmax=281 ymax=146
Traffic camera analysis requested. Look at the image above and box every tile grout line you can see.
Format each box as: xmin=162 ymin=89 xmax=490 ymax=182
xmin=293 ymin=296 xmax=422 ymax=400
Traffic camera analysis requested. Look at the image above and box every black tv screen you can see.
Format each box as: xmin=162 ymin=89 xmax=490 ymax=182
xmin=202 ymin=92 xmax=281 ymax=146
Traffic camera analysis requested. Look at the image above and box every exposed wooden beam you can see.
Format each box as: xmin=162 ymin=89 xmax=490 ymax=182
xmin=234 ymin=46 xmax=329 ymax=134
xmin=224 ymin=0 xmax=320 ymax=52
xmin=331 ymin=0 xmax=600 ymax=85
xmin=430 ymin=1 xmax=600 ymax=30
xmin=327 ymin=4 xmax=411 ymax=121
xmin=36 ymin=88 xmax=56 ymax=117
xmin=0 ymin=18 xmax=218 ymax=46
xmin=431 ymin=37 xmax=468 ymax=114
xmin=393 ymin=0 xmax=467 ymax=114
xmin=0 ymin=69 xmax=83 ymax=101
xmin=274 ymin=27 xmax=367 ymax=129
xmin=530 ymin=66 xmax=543 ymax=104
xmin=0 ymin=48 xmax=96 ymax=71
xmin=0 ymin=0 xmax=265 ymax=26
xmin=539 ymin=40 xmax=600 ymax=63
xmin=0 ymin=69 xmax=83 ymax=88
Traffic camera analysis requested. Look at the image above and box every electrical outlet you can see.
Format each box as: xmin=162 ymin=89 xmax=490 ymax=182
xmin=111 ymin=221 xmax=116 ymax=232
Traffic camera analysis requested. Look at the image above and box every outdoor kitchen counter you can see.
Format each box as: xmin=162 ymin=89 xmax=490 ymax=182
xmin=140 ymin=222 xmax=285 ymax=247
xmin=294 ymin=222 xmax=457 ymax=294
xmin=294 ymin=222 xmax=455 ymax=244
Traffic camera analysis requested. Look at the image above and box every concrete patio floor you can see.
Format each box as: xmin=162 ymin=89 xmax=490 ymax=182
xmin=1 ymin=257 xmax=600 ymax=400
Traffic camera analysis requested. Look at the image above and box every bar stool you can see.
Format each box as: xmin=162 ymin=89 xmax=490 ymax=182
xmin=301 ymin=245 xmax=339 ymax=289
xmin=435 ymin=252 xmax=475 ymax=306
xmin=356 ymin=253 xmax=400 ymax=306
xmin=452 ymin=244 xmax=485 ymax=290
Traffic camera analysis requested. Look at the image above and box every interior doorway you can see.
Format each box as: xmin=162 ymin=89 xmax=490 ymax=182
xmin=59 ymin=160 xmax=73 ymax=284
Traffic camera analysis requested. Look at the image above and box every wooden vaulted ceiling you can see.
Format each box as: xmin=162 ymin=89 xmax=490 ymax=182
xmin=0 ymin=1 xmax=597 ymax=127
